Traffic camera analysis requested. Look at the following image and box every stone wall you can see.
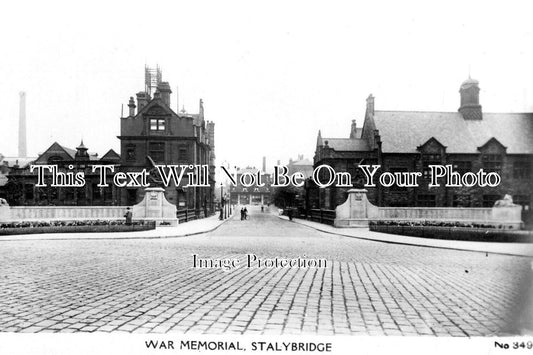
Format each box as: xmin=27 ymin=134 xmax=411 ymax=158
xmin=0 ymin=188 xmax=180 ymax=228
xmin=5 ymin=206 xmax=128 ymax=222
xmin=335 ymin=189 xmax=523 ymax=229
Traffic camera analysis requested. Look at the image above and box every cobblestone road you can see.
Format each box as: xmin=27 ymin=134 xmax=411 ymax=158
xmin=0 ymin=207 xmax=531 ymax=336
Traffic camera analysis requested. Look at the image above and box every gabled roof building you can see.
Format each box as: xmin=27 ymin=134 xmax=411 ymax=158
xmin=118 ymin=80 xmax=216 ymax=215
xmin=0 ymin=141 xmax=120 ymax=205
xmin=313 ymin=78 xmax=533 ymax=225
xmin=0 ymin=69 xmax=216 ymax=216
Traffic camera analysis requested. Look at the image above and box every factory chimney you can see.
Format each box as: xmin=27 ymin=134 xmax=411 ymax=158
xmin=19 ymin=91 xmax=27 ymax=157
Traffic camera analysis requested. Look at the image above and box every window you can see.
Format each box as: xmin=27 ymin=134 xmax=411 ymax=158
xmin=452 ymin=161 xmax=472 ymax=175
xmin=482 ymin=194 xmax=500 ymax=207
xmin=178 ymin=145 xmax=190 ymax=163
xmin=103 ymin=188 xmax=113 ymax=202
xmin=514 ymin=195 xmax=530 ymax=211
xmin=149 ymin=142 xmax=165 ymax=162
xmin=126 ymin=144 xmax=136 ymax=161
xmin=482 ymin=154 xmax=502 ymax=174
xmin=513 ymin=161 xmax=531 ymax=179
xmin=48 ymin=156 xmax=63 ymax=164
xmin=24 ymin=184 xmax=34 ymax=200
xmin=388 ymin=167 xmax=408 ymax=190
xmin=65 ymin=189 xmax=74 ymax=202
xmin=417 ymin=194 xmax=436 ymax=207
xmin=92 ymin=183 xmax=101 ymax=200
xmin=422 ymin=154 xmax=441 ymax=179
xmin=452 ymin=194 xmax=471 ymax=207
xmin=150 ymin=118 xmax=165 ymax=131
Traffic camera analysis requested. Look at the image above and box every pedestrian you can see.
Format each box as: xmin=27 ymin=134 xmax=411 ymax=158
xmin=287 ymin=208 xmax=293 ymax=221
xmin=240 ymin=207 xmax=244 ymax=220
xmin=261 ymin=205 xmax=264 ymax=212
xmin=124 ymin=207 xmax=133 ymax=225
xmin=244 ymin=206 xmax=248 ymax=220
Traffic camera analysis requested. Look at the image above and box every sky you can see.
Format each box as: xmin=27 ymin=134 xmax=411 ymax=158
xmin=1 ymin=0 xmax=532 ymax=171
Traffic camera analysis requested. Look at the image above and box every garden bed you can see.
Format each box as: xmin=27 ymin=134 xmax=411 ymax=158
xmin=0 ymin=220 xmax=156 ymax=235
xmin=369 ymin=220 xmax=532 ymax=243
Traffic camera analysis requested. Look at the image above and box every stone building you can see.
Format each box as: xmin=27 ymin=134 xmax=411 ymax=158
xmin=0 ymin=141 xmax=119 ymax=205
xmin=229 ymin=167 xmax=272 ymax=206
xmin=0 ymin=69 xmax=216 ymax=217
xmin=312 ymin=78 xmax=533 ymax=224
xmin=118 ymin=81 xmax=216 ymax=216
xmin=287 ymin=155 xmax=314 ymax=179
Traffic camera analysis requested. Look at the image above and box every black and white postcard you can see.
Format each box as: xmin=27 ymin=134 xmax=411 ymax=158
xmin=0 ymin=1 xmax=532 ymax=354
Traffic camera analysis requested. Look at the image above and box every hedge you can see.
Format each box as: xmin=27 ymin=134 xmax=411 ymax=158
xmin=0 ymin=220 xmax=156 ymax=236
xmin=369 ymin=223 xmax=532 ymax=243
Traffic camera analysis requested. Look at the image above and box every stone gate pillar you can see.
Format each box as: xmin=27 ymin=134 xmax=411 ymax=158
xmin=132 ymin=187 xmax=178 ymax=226
xmin=334 ymin=189 xmax=378 ymax=228
xmin=0 ymin=198 xmax=11 ymax=222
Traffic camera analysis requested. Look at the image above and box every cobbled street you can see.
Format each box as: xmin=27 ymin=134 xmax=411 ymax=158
xmin=0 ymin=207 xmax=531 ymax=336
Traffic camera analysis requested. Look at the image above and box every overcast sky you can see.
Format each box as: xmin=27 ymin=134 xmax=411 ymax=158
xmin=1 ymin=0 xmax=532 ymax=171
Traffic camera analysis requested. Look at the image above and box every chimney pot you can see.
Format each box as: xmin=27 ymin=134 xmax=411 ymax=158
xmin=128 ymin=96 xmax=136 ymax=117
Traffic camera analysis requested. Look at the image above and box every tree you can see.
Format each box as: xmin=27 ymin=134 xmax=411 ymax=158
xmin=272 ymin=185 xmax=304 ymax=208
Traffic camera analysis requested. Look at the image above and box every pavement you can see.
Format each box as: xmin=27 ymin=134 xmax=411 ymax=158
xmin=0 ymin=206 xmax=531 ymax=336
xmin=278 ymin=215 xmax=533 ymax=258
xmin=0 ymin=213 xmax=232 ymax=241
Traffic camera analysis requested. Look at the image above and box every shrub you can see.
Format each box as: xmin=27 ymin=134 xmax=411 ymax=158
xmin=0 ymin=219 xmax=153 ymax=229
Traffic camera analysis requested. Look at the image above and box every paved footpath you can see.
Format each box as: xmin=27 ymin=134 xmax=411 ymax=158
xmin=279 ymin=215 xmax=533 ymax=258
xmin=0 ymin=207 xmax=531 ymax=336
xmin=0 ymin=213 xmax=229 ymax=241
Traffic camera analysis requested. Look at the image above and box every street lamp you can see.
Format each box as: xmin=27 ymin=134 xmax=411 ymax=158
xmin=219 ymin=183 xmax=225 ymax=220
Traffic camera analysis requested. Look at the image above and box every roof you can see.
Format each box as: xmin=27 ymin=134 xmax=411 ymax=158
xmin=372 ymin=110 xmax=533 ymax=154
xmin=0 ymin=157 xmax=36 ymax=168
xmin=57 ymin=144 xmax=77 ymax=158
xmin=460 ymin=77 xmax=479 ymax=90
xmin=76 ymin=140 xmax=87 ymax=150
xmin=290 ymin=158 xmax=313 ymax=166
xmin=323 ymin=138 xmax=370 ymax=151
xmin=237 ymin=167 xmax=260 ymax=174
xmin=100 ymin=149 xmax=121 ymax=161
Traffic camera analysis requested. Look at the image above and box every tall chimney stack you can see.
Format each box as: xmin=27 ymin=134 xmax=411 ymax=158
xmin=19 ymin=91 xmax=27 ymax=157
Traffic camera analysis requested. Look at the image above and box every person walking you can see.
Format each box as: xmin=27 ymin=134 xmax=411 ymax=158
xmin=240 ymin=207 xmax=244 ymax=220
xmin=244 ymin=206 xmax=248 ymax=220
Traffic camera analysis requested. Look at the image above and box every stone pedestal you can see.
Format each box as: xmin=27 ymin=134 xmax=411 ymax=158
xmin=491 ymin=205 xmax=523 ymax=229
xmin=334 ymin=189 xmax=378 ymax=228
xmin=0 ymin=198 xmax=11 ymax=222
xmin=132 ymin=188 xmax=178 ymax=227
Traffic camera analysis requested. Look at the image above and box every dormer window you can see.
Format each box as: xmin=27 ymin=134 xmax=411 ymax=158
xmin=150 ymin=118 xmax=165 ymax=131
xmin=422 ymin=154 xmax=441 ymax=179
xmin=482 ymin=154 xmax=502 ymax=174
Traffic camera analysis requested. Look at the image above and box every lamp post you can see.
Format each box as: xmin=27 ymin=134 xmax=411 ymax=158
xmin=219 ymin=183 xmax=225 ymax=220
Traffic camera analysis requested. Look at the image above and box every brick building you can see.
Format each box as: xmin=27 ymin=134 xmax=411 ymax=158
xmin=118 ymin=81 xmax=216 ymax=216
xmin=0 ymin=141 xmax=120 ymax=205
xmin=312 ymin=78 xmax=533 ymax=224
xmin=229 ymin=167 xmax=272 ymax=206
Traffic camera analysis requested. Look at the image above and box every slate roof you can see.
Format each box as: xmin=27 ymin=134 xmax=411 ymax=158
xmin=60 ymin=144 xmax=77 ymax=158
xmin=373 ymin=111 xmax=533 ymax=154
xmin=100 ymin=149 xmax=121 ymax=161
xmin=323 ymin=138 xmax=370 ymax=152
xmin=290 ymin=158 xmax=313 ymax=166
